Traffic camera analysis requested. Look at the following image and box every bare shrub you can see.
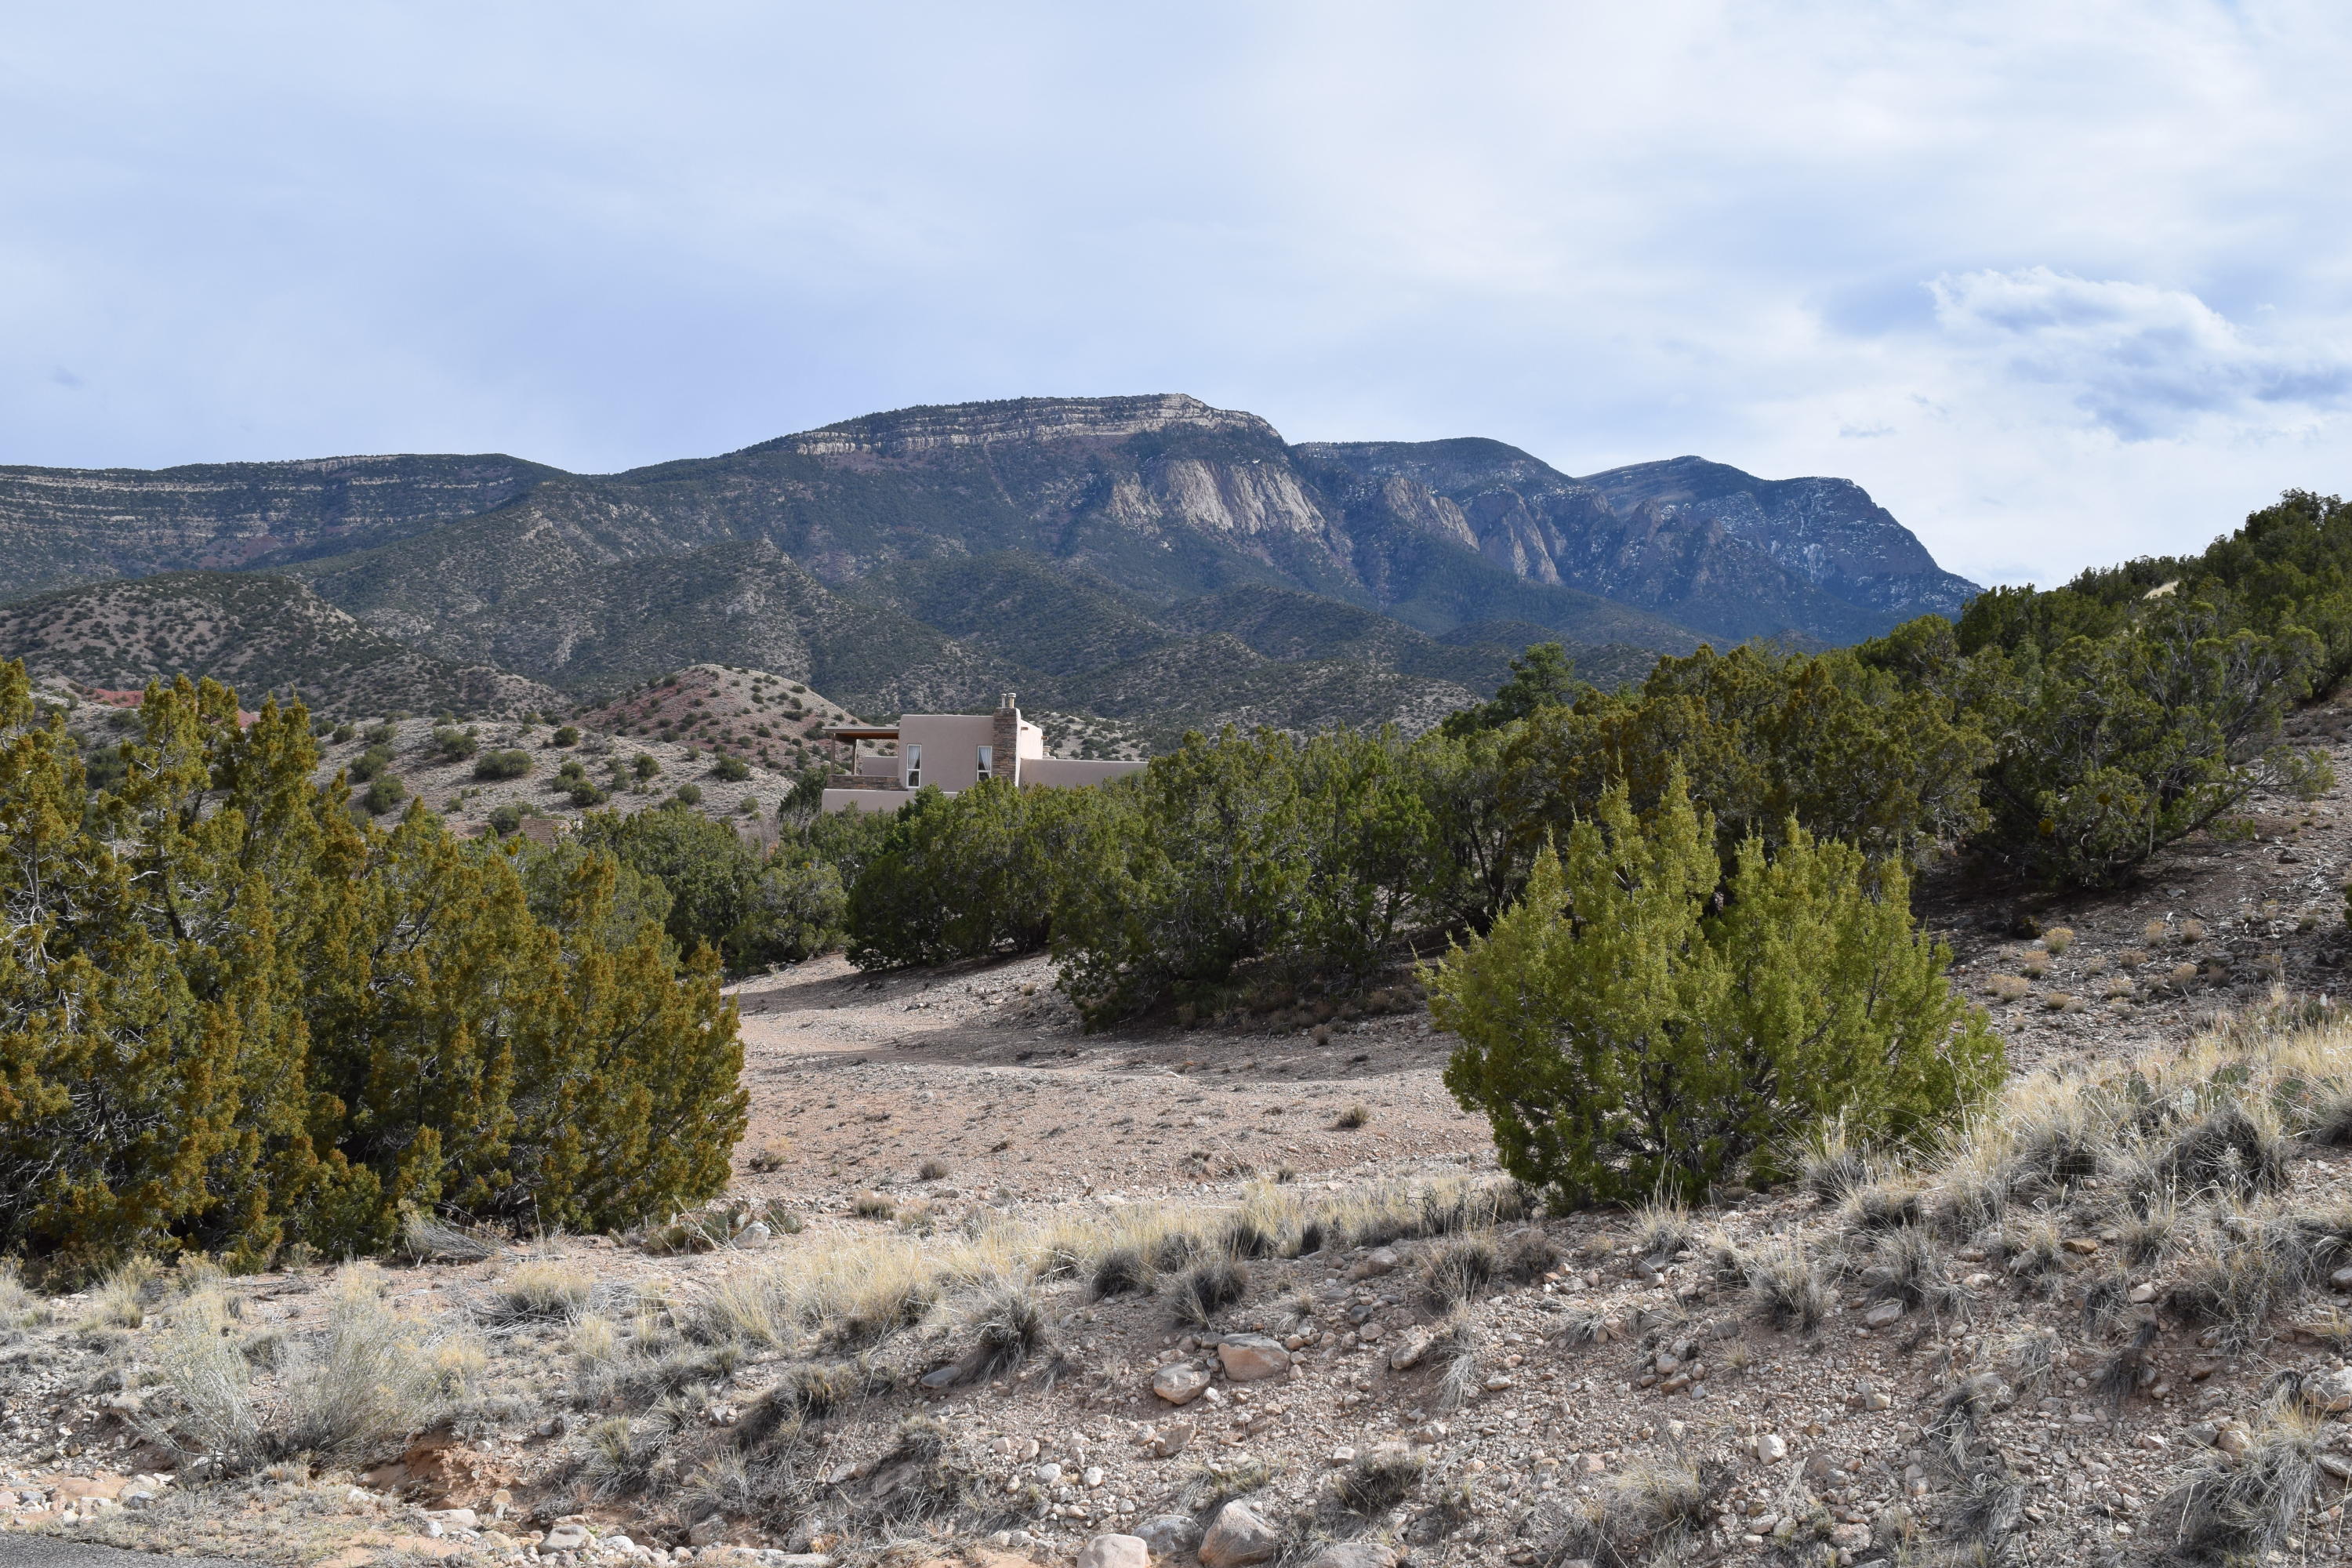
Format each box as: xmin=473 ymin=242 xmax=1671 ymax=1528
xmin=138 ymin=1288 xmax=263 ymax=1465
xmin=277 ymin=1266 xmax=443 ymax=1464
xmin=1334 ymin=1103 xmax=1370 ymax=1130
xmin=398 ymin=1210 xmax=503 ymax=1265
xmin=916 ymin=1158 xmax=950 ymax=1182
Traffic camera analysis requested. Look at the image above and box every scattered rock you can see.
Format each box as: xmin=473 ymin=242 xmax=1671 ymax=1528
xmin=1754 ymin=1433 xmax=1788 ymax=1463
xmin=1199 ymin=1498 xmax=1282 ymax=1566
xmin=543 ymin=1525 xmax=591 ymax=1552
xmin=1218 ymin=1334 xmax=1293 ymax=1381
xmin=1152 ymin=1363 xmax=1212 ymax=1406
xmin=2215 ymin=1427 xmax=2252 ymax=1456
xmin=2062 ymin=1237 xmax=2100 ymax=1256
xmin=1388 ymin=1330 xmax=1432 ymax=1371
xmin=1863 ymin=1301 xmax=1904 ymax=1328
xmin=1350 ymin=1247 xmax=1401 ymax=1279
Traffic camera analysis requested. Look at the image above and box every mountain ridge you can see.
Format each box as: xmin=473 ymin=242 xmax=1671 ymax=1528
xmin=0 ymin=394 xmax=1978 ymax=735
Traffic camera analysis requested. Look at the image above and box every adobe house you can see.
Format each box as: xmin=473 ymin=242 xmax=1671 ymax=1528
xmin=820 ymin=694 xmax=1145 ymax=812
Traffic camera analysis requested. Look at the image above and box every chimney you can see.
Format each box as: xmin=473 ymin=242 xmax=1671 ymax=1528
xmin=992 ymin=695 xmax=1022 ymax=788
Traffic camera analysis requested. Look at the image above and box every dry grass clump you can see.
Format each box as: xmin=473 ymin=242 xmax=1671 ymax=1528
xmin=1798 ymin=1117 xmax=1877 ymax=1202
xmin=0 ymin=1262 xmax=47 ymax=1330
xmin=2157 ymin=1401 xmax=2324 ymax=1563
xmin=1503 ymin=1228 xmax=1563 ymax=1283
xmin=1744 ymin=1242 xmax=1828 ymax=1334
xmin=1546 ymin=1457 xmax=1724 ymax=1567
xmin=2118 ymin=945 xmax=2149 ymax=970
xmin=1334 ymin=1102 xmax=1370 ymax=1130
xmin=1861 ymin=1227 xmax=1965 ymax=1314
xmin=916 ymin=1157 xmax=950 ymax=1182
xmin=140 ymin=1266 xmax=441 ymax=1471
xmin=1171 ymin=1257 xmax=1250 ymax=1327
xmin=1089 ymin=1245 xmax=1153 ymax=1301
xmin=850 ymin=1192 xmax=897 ymax=1220
xmin=2020 ymin=954 xmax=2051 ymax=980
xmin=2039 ymin=926 xmax=2074 ymax=955
xmin=1632 ymin=1194 xmax=1694 ymax=1261
xmin=477 ymin=1258 xmax=593 ymax=1327
xmin=1842 ymin=1178 xmax=1926 ymax=1233
xmin=1334 ymin=1446 xmax=1425 ymax=1515
xmin=744 ymin=1140 xmax=789 ymax=1174
xmin=1417 ymin=1233 xmax=1499 ymax=1310
xmin=957 ymin=1274 xmax=1049 ymax=1376
xmin=1985 ymin=973 xmax=2031 ymax=1004
xmin=82 ymin=1254 xmax=163 ymax=1330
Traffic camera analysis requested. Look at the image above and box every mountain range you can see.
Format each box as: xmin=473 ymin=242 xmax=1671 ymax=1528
xmin=0 ymin=394 xmax=1976 ymax=739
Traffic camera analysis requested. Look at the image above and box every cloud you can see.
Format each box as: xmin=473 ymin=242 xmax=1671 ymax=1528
xmin=1928 ymin=267 xmax=2352 ymax=441
xmin=0 ymin=2 xmax=2349 ymax=595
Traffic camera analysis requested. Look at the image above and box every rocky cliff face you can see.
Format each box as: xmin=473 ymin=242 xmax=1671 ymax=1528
xmin=1577 ymin=456 xmax=1979 ymax=621
xmin=0 ymin=453 xmax=559 ymax=597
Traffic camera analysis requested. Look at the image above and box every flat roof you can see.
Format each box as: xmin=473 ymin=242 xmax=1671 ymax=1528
xmin=824 ymin=726 xmax=900 ymax=741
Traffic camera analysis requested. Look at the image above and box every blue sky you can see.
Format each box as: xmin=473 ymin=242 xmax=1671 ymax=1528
xmin=5 ymin=2 xmax=2349 ymax=588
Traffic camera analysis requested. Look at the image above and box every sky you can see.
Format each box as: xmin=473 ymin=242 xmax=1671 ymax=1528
xmin=5 ymin=2 xmax=2350 ymax=589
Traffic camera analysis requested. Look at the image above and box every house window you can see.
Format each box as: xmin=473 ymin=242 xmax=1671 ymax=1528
xmin=903 ymin=742 xmax=921 ymax=789
xmin=976 ymin=743 xmax=993 ymax=780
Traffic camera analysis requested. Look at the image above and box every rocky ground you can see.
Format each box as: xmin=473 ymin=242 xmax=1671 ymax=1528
xmin=14 ymin=715 xmax=2352 ymax=1568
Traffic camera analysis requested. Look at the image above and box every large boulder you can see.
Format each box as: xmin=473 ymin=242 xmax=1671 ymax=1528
xmin=1132 ymin=1513 xmax=1198 ymax=1556
xmin=1074 ymin=1536 xmax=1149 ymax=1568
xmin=1199 ymin=1499 xmax=1283 ymax=1566
xmin=1218 ymin=1334 xmax=1293 ymax=1381
xmin=1152 ymin=1363 xmax=1212 ymax=1405
xmin=1297 ymin=1546 xmax=1399 ymax=1568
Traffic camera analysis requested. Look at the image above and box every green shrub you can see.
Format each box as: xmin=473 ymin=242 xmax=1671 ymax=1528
xmin=847 ymin=779 xmax=1097 ymax=968
xmin=1049 ymin=728 xmax=1435 ymax=1026
xmin=362 ymin=772 xmax=408 ymax=815
xmin=349 ymin=744 xmax=394 ymax=783
xmin=1430 ymin=775 xmax=2000 ymax=1206
xmin=577 ymin=805 xmax=841 ymax=975
xmin=1968 ymin=596 xmax=2327 ymax=885
xmin=431 ymin=725 xmax=478 ymax=761
xmin=550 ymin=725 xmax=580 ymax=747
xmin=673 ymin=782 xmax=702 ymax=805
xmin=632 ymin=753 xmax=660 ymax=780
xmin=473 ymin=750 xmax=532 ymax=781
xmin=363 ymin=722 xmax=397 ymax=746
xmin=331 ymin=723 xmax=356 ymax=744
xmin=711 ymin=754 xmax=750 ymax=782
xmin=0 ymin=666 xmax=746 ymax=1274
xmin=488 ymin=804 xmax=523 ymax=837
